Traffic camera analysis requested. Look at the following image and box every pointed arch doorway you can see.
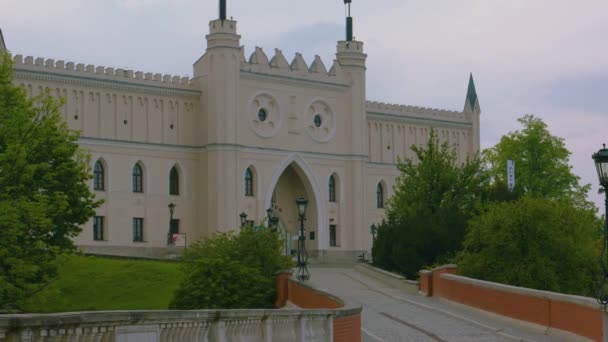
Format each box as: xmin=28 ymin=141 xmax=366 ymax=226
xmin=265 ymin=155 xmax=325 ymax=256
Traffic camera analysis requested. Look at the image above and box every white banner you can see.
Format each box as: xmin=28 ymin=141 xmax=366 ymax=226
xmin=507 ymin=159 xmax=515 ymax=191
xmin=171 ymin=233 xmax=186 ymax=247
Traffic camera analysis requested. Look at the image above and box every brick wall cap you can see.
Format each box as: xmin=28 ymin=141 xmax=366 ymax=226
xmin=275 ymin=269 xmax=294 ymax=276
xmin=440 ymin=273 xmax=601 ymax=310
xmin=428 ymin=264 xmax=458 ymax=273
xmin=288 ymin=277 xmax=362 ymax=318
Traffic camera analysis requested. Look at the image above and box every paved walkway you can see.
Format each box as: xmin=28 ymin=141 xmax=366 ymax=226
xmin=308 ymin=267 xmax=554 ymax=342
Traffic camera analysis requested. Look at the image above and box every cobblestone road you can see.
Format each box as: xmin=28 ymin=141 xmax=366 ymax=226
xmin=309 ymin=267 xmax=554 ymax=342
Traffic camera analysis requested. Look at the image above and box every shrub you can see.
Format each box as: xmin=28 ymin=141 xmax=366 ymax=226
xmin=456 ymin=196 xmax=601 ymax=296
xmin=169 ymin=226 xmax=293 ymax=309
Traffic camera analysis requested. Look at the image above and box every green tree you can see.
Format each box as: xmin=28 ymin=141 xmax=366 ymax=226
xmin=373 ymin=130 xmax=488 ymax=278
xmin=457 ymin=196 xmax=601 ymax=296
xmin=0 ymin=53 xmax=100 ymax=310
xmin=484 ymin=114 xmax=592 ymax=208
xmin=170 ymin=226 xmax=293 ymax=309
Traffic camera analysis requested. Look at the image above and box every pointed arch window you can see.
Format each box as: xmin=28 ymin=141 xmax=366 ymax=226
xmin=245 ymin=167 xmax=254 ymax=197
xmin=133 ymin=163 xmax=143 ymax=193
xmin=169 ymin=166 xmax=179 ymax=195
xmin=376 ymin=183 xmax=384 ymax=209
xmin=329 ymin=175 xmax=336 ymax=203
xmin=94 ymin=160 xmax=105 ymax=191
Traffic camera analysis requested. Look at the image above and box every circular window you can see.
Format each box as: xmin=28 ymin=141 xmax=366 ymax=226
xmin=258 ymin=108 xmax=267 ymax=122
xmin=313 ymin=114 xmax=322 ymax=128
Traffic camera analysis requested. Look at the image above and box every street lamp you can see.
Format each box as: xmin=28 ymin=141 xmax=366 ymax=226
xmin=167 ymin=202 xmax=176 ymax=245
xmin=370 ymin=224 xmax=377 ymax=241
xmin=295 ymin=197 xmax=310 ymax=281
xmin=593 ymin=144 xmax=608 ymax=305
xmin=240 ymin=212 xmax=248 ymax=229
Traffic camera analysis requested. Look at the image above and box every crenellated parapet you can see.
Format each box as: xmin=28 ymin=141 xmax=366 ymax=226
xmin=366 ymin=100 xmax=469 ymax=124
xmin=240 ymin=46 xmax=347 ymax=85
xmin=12 ymin=54 xmax=197 ymax=94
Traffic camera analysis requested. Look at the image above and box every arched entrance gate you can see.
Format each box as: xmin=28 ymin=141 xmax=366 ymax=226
xmin=265 ymin=154 xmax=325 ymax=256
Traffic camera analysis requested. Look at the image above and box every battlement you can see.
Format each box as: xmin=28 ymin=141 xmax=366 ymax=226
xmin=366 ymin=101 xmax=468 ymax=122
xmin=12 ymin=54 xmax=196 ymax=90
xmin=239 ymin=46 xmax=348 ymax=84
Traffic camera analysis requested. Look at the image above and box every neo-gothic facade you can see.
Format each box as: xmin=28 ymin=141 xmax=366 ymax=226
xmin=2 ymin=9 xmax=481 ymax=261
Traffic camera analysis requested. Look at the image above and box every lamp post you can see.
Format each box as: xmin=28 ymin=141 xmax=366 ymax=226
xmin=593 ymin=144 xmax=608 ymax=305
xmin=167 ymin=202 xmax=176 ymax=245
xmin=240 ymin=212 xmax=248 ymax=229
xmin=370 ymin=224 xmax=377 ymax=241
xmin=295 ymin=197 xmax=310 ymax=281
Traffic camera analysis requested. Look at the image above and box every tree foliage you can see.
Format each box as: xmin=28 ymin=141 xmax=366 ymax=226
xmin=170 ymin=227 xmax=293 ymax=309
xmin=457 ymin=196 xmax=601 ymax=296
xmin=372 ymin=130 xmax=488 ymax=278
xmin=0 ymin=53 xmax=100 ymax=310
xmin=484 ymin=114 xmax=592 ymax=208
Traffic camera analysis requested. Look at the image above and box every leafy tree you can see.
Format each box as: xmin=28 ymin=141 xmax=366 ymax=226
xmin=0 ymin=53 xmax=100 ymax=310
xmin=484 ymin=114 xmax=592 ymax=208
xmin=456 ymin=196 xmax=601 ymax=296
xmin=170 ymin=226 xmax=293 ymax=309
xmin=372 ymin=130 xmax=488 ymax=278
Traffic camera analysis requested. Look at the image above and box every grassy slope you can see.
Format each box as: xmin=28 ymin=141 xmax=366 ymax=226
xmin=23 ymin=255 xmax=182 ymax=313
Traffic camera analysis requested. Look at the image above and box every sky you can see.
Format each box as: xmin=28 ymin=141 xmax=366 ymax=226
xmin=1 ymin=0 xmax=607 ymax=209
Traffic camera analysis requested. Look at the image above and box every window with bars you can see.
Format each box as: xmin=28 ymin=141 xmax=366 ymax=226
xmin=132 ymin=164 xmax=143 ymax=193
xmin=245 ymin=167 xmax=254 ymax=197
xmin=169 ymin=166 xmax=179 ymax=195
xmin=329 ymin=175 xmax=336 ymax=202
xmin=93 ymin=216 xmax=104 ymax=241
xmin=94 ymin=161 xmax=104 ymax=191
xmin=377 ymin=183 xmax=384 ymax=209
xmin=133 ymin=218 xmax=144 ymax=242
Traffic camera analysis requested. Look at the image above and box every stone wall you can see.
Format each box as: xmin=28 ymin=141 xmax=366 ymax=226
xmin=0 ymin=272 xmax=362 ymax=342
xmin=420 ymin=265 xmax=605 ymax=341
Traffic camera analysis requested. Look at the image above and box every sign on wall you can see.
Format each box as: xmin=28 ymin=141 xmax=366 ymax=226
xmin=172 ymin=234 xmax=186 ymax=247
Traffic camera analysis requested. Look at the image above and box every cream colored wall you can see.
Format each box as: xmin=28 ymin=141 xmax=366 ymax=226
xmin=12 ymin=56 xmax=200 ymax=146
xmin=9 ymin=16 xmax=480 ymax=259
xmin=74 ymin=141 xmax=199 ymax=251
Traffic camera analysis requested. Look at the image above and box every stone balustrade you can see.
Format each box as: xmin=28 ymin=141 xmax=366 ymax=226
xmin=0 ymin=274 xmax=362 ymax=342
xmin=0 ymin=308 xmax=336 ymax=341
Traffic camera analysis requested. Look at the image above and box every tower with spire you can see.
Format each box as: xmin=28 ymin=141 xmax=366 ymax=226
xmin=464 ymin=73 xmax=481 ymax=152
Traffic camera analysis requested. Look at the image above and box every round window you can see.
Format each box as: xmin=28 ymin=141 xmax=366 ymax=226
xmin=313 ymin=114 xmax=322 ymax=128
xmin=258 ymin=108 xmax=267 ymax=122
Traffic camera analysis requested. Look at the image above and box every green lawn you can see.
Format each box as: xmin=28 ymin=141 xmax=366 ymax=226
xmin=23 ymin=254 xmax=182 ymax=313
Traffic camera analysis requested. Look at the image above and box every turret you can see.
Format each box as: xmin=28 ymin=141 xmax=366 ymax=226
xmin=336 ymin=0 xmax=367 ymax=155
xmin=464 ymin=73 xmax=481 ymax=153
xmin=194 ymin=0 xmax=243 ymax=233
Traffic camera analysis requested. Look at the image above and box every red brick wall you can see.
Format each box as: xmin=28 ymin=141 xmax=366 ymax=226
xmin=334 ymin=314 xmax=362 ymax=342
xmin=421 ymin=265 xmax=604 ymax=342
xmin=419 ymin=271 xmax=432 ymax=296
xmin=287 ymin=280 xmax=342 ymax=309
xmin=275 ymin=274 xmax=361 ymax=342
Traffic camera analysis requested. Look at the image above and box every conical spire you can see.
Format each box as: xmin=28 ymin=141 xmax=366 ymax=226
xmin=0 ymin=29 xmax=6 ymax=52
xmin=467 ymin=73 xmax=478 ymax=110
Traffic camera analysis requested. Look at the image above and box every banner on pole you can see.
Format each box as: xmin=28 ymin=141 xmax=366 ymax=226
xmin=507 ymin=160 xmax=515 ymax=191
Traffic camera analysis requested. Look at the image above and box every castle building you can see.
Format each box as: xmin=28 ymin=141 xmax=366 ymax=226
xmin=1 ymin=1 xmax=481 ymax=261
